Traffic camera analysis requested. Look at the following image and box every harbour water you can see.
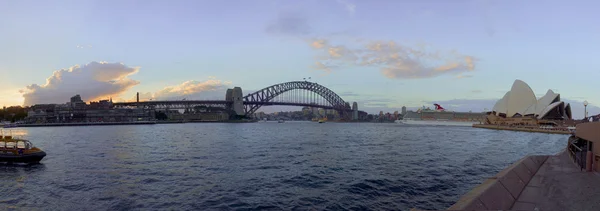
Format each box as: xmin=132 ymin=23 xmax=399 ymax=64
xmin=0 ymin=122 xmax=566 ymax=210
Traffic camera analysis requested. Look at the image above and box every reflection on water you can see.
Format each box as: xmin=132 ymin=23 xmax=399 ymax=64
xmin=0 ymin=129 xmax=28 ymax=138
xmin=0 ymin=123 xmax=566 ymax=210
xmin=0 ymin=163 xmax=46 ymax=172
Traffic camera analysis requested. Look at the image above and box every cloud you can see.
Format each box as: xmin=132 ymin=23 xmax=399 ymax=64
xmin=76 ymin=45 xmax=92 ymax=49
xmin=155 ymin=80 xmax=231 ymax=99
xmin=21 ymin=62 xmax=140 ymax=106
xmin=336 ymin=0 xmax=356 ymax=15
xmin=338 ymin=91 xmax=360 ymax=97
xmin=310 ymin=39 xmax=327 ymax=49
xmin=471 ymin=90 xmax=482 ymax=93
xmin=312 ymin=61 xmax=335 ymax=73
xmin=308 ymin=39 xmax=477 ymax=79
xmin=265 ymin=11 xmax=311 ymax=36
xmin=0 ymin=89 xmax=24 ymax=106
xmin=456 ymin=74 xmax=473 ymax=79
xmin=129 ymin=79 xmax=233 ymax=102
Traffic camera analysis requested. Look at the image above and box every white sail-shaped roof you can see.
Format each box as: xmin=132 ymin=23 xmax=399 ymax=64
xmin=493 ymin=91 xmax=511 ymax=115
xmin=522 ymin=103 xmax=536 ymax=116
xmin=538 ymin=101 xmax=564 ymax=119
xmin=506 ymin=80 xmax=537 ymax=117
xmin=533 ymin=90 xmax=560 ymax=116
xmin=492 ymin=80 xmax=572 ymax=120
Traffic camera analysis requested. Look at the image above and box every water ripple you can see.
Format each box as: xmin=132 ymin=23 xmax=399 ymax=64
xmin=0 ymin=123 xmax=566 ymax=210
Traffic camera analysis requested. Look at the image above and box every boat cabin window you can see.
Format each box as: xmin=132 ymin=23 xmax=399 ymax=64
xmin=5 ymin=142 xmax=15 ymax=149
xmin=0 ymin=141 xmax=4 ymax=148
xmin=17 ymin=141 xmax=26 ymax=149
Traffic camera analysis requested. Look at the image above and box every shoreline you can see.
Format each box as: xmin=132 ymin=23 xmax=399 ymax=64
xmin=12 ymin=120 xmax=417 ymax=128
xmin=16 ymin=121 xmax=158 ymax=127
xmin=473 ymin=124 xmax=572 ymax=135
xmin=14 ymin=120 xmax=259 ymax=127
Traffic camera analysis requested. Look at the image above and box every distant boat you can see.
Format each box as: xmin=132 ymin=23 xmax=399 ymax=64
xmin=318 ymin=117 xmax=327 ymax=123
xmin=278 ymin=119 xmax=285 ymax=123
xmin=399 ymin=103 xmax=483 ymax=127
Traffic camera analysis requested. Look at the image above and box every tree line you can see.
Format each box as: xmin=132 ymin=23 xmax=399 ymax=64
xmin=0 ymin=106 xmax=28 ymax=122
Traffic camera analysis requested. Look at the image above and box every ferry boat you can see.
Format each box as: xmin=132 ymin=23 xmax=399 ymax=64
xmin=0 ymin=133 xmax=46 ymax=164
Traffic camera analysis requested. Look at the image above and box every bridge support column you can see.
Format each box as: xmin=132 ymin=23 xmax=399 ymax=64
xmin=226 ymin=87 xmax=245 ymax=117
xmin=352 ymin=102 xmax=358 ymax=121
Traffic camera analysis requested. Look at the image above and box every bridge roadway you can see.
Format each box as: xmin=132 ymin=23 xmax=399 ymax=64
xmin=113 ymin=81 xmax=367 ymax=118
xmin=113 ymin=100 xmax=348 ymax=111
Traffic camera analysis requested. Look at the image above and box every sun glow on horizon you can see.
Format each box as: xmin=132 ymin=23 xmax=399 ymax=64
xmin=0 ymin=89 xmax=25 ymax=107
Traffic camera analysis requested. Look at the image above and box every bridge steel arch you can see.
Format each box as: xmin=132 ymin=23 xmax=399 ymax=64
xmin=243 ymin=81 xmax=351 ymax=116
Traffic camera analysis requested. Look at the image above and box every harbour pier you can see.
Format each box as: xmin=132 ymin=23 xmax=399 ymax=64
xmin=472 ymin=124 xmax=573 ymax=135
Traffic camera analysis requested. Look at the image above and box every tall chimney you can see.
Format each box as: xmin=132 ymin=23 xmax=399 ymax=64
xmin=136 ymin=92 xmax=139 ymax=103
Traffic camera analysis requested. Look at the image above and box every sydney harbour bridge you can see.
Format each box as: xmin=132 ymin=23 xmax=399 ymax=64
xmin=113 ymin=81 xmax=366 ymax=120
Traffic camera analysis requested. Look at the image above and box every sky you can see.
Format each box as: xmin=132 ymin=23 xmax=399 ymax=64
xmin=1 ymin=0 xmax=600 ymax=118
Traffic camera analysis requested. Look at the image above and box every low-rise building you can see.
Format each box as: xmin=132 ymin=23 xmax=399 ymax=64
xmin=26 ymin=95 xmax=154 ymax=123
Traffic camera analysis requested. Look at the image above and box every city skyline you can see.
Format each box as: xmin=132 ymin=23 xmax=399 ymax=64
xmin=1 ymin=0 xmax=600 ymax=117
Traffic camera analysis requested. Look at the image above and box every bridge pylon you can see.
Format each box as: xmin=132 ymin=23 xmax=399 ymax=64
xmin=225 ymin=87 xmax=245 ymax=118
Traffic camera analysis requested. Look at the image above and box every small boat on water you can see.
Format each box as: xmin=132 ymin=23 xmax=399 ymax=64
xmin=278 ymin=119 xmax=285 ymax=123
xmin=0 ymin=134 xmax=46 ymax=164
xmin=318 ymin=117 xmax=327 ymax=123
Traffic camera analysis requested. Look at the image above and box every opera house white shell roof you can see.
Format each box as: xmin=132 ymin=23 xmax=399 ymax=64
xmin=492 ymin=80 xmax=572 ymax=119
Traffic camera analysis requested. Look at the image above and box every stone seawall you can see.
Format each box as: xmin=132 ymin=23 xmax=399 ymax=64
xmin=473 ymin=124 xmax=571 ymax=135
xmin=446 ymin=155 xmax=549 ymax=210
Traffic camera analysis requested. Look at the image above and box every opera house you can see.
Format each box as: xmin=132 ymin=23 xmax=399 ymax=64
xmin=485 ymin=80 xmax=574 ymax=126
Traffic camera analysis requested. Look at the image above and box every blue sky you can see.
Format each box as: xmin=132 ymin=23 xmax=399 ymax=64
xmin=1 ymin=0 xmax=599 ymax=117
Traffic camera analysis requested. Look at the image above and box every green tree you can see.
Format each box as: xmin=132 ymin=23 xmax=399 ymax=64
xmin=0 ymin=106 xmax=27 ymax=122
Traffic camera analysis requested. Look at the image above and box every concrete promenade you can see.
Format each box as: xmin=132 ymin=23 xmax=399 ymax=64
xmin=510 ymin=150 xmax=600 ymax=210
xmin=414 ymin=150 xmax=600 ymax=210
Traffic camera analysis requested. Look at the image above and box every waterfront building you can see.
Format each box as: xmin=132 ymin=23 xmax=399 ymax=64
xmin=302 ymin=107 xmax=311 ymax=115
xmin=26 ymin=95 xmax=154 ymax=123
xmin=318 ymin=108 xmax=326 ymax=117
xmin=312 ymin=107 xmax=319 ymax=116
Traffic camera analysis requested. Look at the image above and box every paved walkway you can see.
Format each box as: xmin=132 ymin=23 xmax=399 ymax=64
xmin=511 ymin=151 xmax=600 ymax=210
